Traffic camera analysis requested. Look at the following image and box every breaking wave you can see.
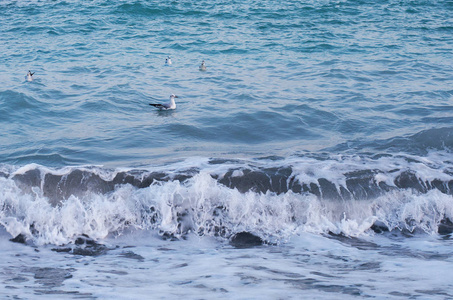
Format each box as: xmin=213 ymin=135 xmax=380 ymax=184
xmin=1 ymin=152 xmax=452 ymax=245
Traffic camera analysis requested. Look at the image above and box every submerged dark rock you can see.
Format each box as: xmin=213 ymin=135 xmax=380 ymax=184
xmin=9 ymin=224 xmax=39 ymax=245
xmin=51 ymin=234 xmax=111 ymax=256
xmin=10 ymin=233 xmax=28 ymax=244
xmin=229 ymin=232 xmax=264 ymax=248
xmin=26 ymin=267 xmax=74 ymax=288
xmin=370 ymin=221 xmax=390 ymax=234
xmin=119 ymin=250 xmax=145 ymax=262
xmin=438 ymin=218 xmax=453 ymax=235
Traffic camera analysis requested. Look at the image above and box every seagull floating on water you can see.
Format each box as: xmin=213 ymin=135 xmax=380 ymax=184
xmin=149 ymin=94 xmax=178 ymax=110
xmin=26 ymin=70 xmax=35 ymax=82
xmin=165 ymin=56 xmax=172 ymax=65
xmin=199 ymin=60 xmax=207 ymax=71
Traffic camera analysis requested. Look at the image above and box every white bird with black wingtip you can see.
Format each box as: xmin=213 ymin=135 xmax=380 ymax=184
xmin=26 ymin=70 xmax=35 ymax=82
xmin=199 ymin=60 xmax=206 ymax=71
xmin=149 ymin=94 xmax=178 ymax=110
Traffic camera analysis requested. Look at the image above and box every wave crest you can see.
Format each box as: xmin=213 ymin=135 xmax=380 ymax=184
xmin=1 ymin=153 xmax=453 ymax=245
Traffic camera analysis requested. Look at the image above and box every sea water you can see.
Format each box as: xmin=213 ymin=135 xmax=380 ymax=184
xmin=1 ymin=0 xmax=453 ymax=298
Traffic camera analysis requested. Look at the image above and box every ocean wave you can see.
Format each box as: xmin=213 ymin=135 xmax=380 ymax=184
xmin=1 ymin=152 xmax=452 ymax=245
xmin=329 ymin=127 xmax=453 ymax=155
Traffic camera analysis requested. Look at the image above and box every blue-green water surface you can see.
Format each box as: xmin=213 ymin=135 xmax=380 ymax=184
xmin=1 ymin=0 xmax=451 ymax=167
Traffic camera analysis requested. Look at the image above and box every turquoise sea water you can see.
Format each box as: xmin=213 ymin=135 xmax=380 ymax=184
xmin=1 ymin=0 xmax=451 ymax=166
xmin=1 ymin=0 xmax=453 ymax=298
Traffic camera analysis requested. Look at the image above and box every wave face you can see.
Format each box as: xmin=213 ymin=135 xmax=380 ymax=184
xmin=1 ymin=152 xmax=452 ymax=245
xmin=1 ymin=0 xmax=452 ymax=246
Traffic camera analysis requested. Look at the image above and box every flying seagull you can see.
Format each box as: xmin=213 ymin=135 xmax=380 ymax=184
xmin=165 ymin=56 xmax=172 ymax=65
xmin=149 ymin=94 xmax=178 ymax=110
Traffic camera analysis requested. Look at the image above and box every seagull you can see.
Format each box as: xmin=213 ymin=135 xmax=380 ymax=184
xmin=149 ymin=94 xmax=178 ymax=110
xmin=26 ymin=70 xmax=35 ymax=82
xmin=165 ymin=56 xmax=172 ymax=65
xmin=199 ymin=60 xmax=207 ymax=71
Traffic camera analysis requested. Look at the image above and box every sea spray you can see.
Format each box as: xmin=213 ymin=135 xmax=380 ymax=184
xmin=1 ymin=154 xmax=452 ymax=245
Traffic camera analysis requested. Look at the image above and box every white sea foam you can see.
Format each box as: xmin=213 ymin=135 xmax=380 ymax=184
xmin=1 ymin=154 xmax=452 ymax=245
xmin=1 ymin=226 xmax=452 ymax=300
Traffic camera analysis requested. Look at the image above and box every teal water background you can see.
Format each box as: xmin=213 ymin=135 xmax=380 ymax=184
xmin=1 ymin=0 xmax=452 ymax=167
